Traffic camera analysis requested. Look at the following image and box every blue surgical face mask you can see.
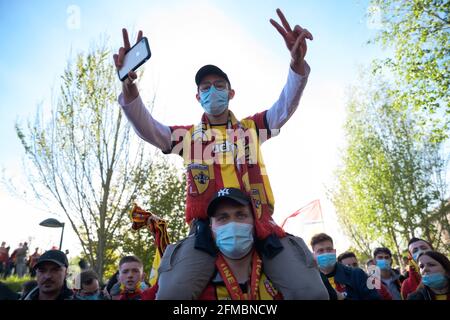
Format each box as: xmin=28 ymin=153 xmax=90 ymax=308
xmin=316 ymin=252 xmax=336 ymax=269
xmin=213 ymin=222 xmax=254 ymax=259
xmin=412 ymin=249 xmax=430 ymax=262
xmin=199 ymin=86 xmax=229 ymax=116
xmin=76 ymin=293 xmax=101 ymax=300
xmin=140 ymin=281 xmax=149 ymax=291
xmin=422 ymin=273 xmax=448 ymax=290
xmin=376 ymin=259 xmax=391 ymax=270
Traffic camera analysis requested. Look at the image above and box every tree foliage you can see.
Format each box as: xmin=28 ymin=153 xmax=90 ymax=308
xmin=369 ymin=0 xmax=450 ymax=141
xmin=15 ymin=46 xmax=186 ymax=279
xmin=330 ymin=74 xmax=450 ymax=264
xmin=118 ymin=161 xmax=188 ymax=278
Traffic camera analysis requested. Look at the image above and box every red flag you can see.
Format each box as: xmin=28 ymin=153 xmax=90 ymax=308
xmin=281 ymin=199 xmax=323 ymax=228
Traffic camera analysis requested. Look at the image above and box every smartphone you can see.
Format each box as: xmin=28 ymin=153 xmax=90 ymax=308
xmin=117 ymin=37 xmax=151 ymax=81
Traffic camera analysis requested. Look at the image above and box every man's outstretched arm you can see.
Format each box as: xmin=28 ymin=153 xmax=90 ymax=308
xmin=265 ymin=9 xmax=313 ymax=131
xmin=113 ymin=28 xmax=172 ymax=152
xmin=118 ymin=94 xmax=172 ymax=152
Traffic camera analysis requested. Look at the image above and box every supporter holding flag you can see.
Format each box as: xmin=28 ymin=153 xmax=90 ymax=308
xmin=152 ymin=188 xmax=328 ymax=300
xmin=113 ymin=7 xmax=328 ymax=300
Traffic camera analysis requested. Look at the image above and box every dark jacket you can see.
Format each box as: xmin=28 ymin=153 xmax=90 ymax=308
xmin=322 ymin=263 xmax=381 ymax=300
xmin=407 ymin=286 xmax=450 ymax=300
xmin=23 ymin=283 xmax=74 ymax=300
xmin=320 ymin=272 xmax=338 ymax=300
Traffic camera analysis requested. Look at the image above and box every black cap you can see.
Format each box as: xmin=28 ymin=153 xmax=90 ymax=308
xmin=195 ymin=65 xmax=231 ymax=87
xmin=207 ymin=188 xmax=250 ymax=216
xmin=34 ymin=250 xmax=69 ymax=270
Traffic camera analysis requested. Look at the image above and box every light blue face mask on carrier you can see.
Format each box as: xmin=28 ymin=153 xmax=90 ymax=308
xmin=422 ymin=273 xmax=448 ymax=290
xmin=412 ymin=249 xmax=430 ymax=262
xmin=213 ymin=221 xmax=254 ymax=259
xmin=200 ymin=86 xmax=229 ymax=116
xmin=376 ymin=259 xmax=391 ymax=271
xmin=316 ymin=252 xmax=337 ymax=269
xmin=76 ymin=293 xmax=101 ymax=300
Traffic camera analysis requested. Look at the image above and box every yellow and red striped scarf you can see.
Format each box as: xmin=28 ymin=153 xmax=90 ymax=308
xmin=129 ymin=204 xmax=170 ymax=285
xmin=183 ymin=111 xmax=285 ymax=240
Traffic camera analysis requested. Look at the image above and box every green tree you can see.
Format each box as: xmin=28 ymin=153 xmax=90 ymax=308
xmin=369 ymin=0 xmax=450 ymax=141
xmin=118 ymin=160 xmax=188 ymax=278
xmin=330 ymin=73 xmax=449 ymax=264
xmin=15 ymin=46 xmax=156 ymax=279
xmin=346 ymin=246 xmax=372 ymax=269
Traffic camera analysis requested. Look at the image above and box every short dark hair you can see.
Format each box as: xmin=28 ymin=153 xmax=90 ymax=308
xmin=80 ymin=270 xmax=99 ymax=287
xmin=310 ymin=233 xmax=333 ymax=248
xmin=337 ymin=251 xmax=356 ymax=263
xmin=407 ymin=237 xmax=433 ymax=250
xmin=373 ymin=247 xmax=392 ymax=258
xmin=78 ymin=259 xmax=88 ymax=270
xmin=119 ymin=255 xmax=143 ymax=268
xmin=366 ymin=258 xmax=375 ymax=267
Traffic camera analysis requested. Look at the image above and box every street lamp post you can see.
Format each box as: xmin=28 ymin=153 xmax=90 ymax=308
xmin=39 ymin=218 xmax=65 ymax=250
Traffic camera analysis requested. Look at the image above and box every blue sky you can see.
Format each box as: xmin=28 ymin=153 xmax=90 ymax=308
xmin=0 ymin=0 xmax=380 ymax=161
xmin=0 ymin=0 xmax=386 ymax=255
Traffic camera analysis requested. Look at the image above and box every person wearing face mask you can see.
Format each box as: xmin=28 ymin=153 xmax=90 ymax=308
xmin=74 ymin=269 xmax=108 ymax=300
xmin=337 ymin=251 xmax=359 ymax=268
xmin=188 ymin=187 xmax=324 ymax=300
xmin=373 ymin=247 xmax=403 ymax=300
xmin=113 ymin=9 xmax=329 ymax=300
xmin=338 ymin=251 xmax=393 ymax=300
xmin=201 ymin=187 xmax=278 ymax=299
xmin=311 ymin=233 xmax=381 ymax=300
xmin=401 ymin=237 xmax=433 ymax=299
xmin=408 ymin=251 xmax=450 ymax=300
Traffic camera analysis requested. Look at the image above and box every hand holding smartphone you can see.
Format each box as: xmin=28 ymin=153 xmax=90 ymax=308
xmin=113 ymin=29 xmax=151 ymax=82
xmin=113 ymin=29 xmax=149 ymax=104
xmin=117 ymin=36 xmax=151 ymax=81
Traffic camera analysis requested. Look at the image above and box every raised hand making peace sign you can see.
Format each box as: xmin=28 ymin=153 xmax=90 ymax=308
xmin=270 ymin=8 xmax=313 ymax=76
xmin=113 ymin=28 xmax=143 ymax=103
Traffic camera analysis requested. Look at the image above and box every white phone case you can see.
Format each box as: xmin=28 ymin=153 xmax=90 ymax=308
xmin=118 ymin=37 xmax=151 ymax=81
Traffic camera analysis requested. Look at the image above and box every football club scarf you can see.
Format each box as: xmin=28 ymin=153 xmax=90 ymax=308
xmin=184 ymin=111 xmax=285 ymax=240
